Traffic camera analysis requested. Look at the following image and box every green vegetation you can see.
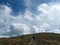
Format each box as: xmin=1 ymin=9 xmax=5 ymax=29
xmin=0 ymin=33 xmax=60 ymax=45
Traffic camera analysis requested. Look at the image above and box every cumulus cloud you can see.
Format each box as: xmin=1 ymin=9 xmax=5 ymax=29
xmin=37 ymin=3 xmax=60 ymax=26
xmin=0 ymin=4 xmax=11 ymax=25
xmin=0 ymin=5 xmax=12 ymax=36
xmin=1 ymin=1 xmax=60 ymax=38
xmin=24 ymin=10 xmax=33 ymax=21
xmin=36 ymin=2 xmax=60 ymax=33
xmin=47 ymin=28 xmax=60 ymax=33
xmin=10 ymin=23 xmax=31 ymax=35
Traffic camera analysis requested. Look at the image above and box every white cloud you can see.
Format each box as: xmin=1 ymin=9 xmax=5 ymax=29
xmin=32 ymin=26 xmax=45 ymax=33
xmin=3 ymin=5 xmax=12 ymax=15
xmin=0 ymin=5 xmax=11 ymax=36
xmin=0 ymin=4 xmax=12 ymax=25
xmin=37 ymin=3 xmax=60 ymax=26
xmin=48 ymin=28 xmax=60 ymax=33
xmin=40 ymin=23 xmax=50 ymax=29
xmin=11 ymin=23 xmax=31 ymax=35
xmin=24 ymin=10 xmax=33 ymax=21
xmin=37 ymin=3 xmax=48 ymax=14
xmin=0 ymin=29 xmax=11 ymax=35
xmin=32 ymin=23 xmax=50 ymax=33
xmin=0 ymin=35 xmax=10 ymax=38
xmin=1 ymin=2 xmax=60 ymax=38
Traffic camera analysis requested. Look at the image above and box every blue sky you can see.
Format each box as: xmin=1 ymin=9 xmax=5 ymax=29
xmin=0 ymin=0 xmax=52 ymax=15
xmin=0 ymin=0 xmax=26 ymax=16
xmin=0 ymin=0 xmax=60 ymax=38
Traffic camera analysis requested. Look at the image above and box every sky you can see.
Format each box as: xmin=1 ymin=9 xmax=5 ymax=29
xmin=0 ymin=0 xmax=60 ymax=38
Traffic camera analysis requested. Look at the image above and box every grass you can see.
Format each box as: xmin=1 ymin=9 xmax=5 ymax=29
xmin=0 ymin=33 xmax=60 ymax=45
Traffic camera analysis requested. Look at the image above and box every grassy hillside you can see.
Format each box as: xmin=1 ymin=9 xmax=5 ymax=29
xmin=0 ymin=33 xmax=60 ymax=45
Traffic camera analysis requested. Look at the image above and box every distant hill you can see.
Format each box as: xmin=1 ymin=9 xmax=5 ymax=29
xmin=0 ymin=33 xmax=60 ymax=45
